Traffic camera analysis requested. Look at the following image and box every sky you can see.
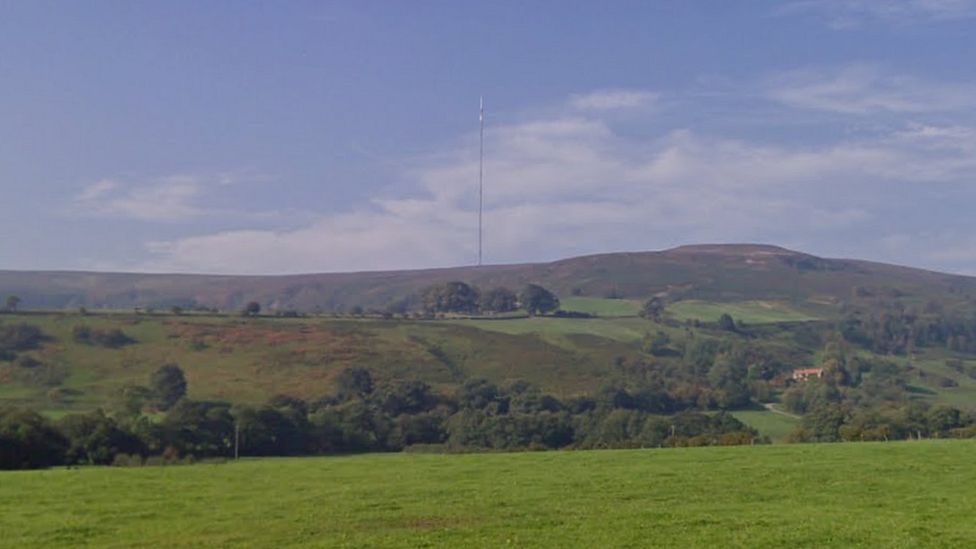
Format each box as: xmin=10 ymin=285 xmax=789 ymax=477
xmin=3 ymin=0 xmax=976 ymax=275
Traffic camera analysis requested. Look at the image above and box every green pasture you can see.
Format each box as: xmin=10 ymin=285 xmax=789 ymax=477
xmin=888 ymin=351 xmax=976 ymax=409
xmin=731 ymin=409 xmax=800 ymax=442
xmin=2 ymin=441 xmax=975 ymax=547
xmin=453 ymin=315 xmax=648 ymax=343
xmin=559 ymin=297 xmax=641 ymax=317
xmin=668 ymin=300 xmax=821 ymax=324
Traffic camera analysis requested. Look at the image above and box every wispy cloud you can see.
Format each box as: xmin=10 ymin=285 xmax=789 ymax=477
xmin=75 ymin=175 xmax=207 ymax=221
xmin=778 ymin=0 xmax=976 ymax=29
xmin=765 ymin=65 xmax=976 ymax=114
xmin=569 ymin=89 xmax=657 ymax=111
xmin=72 ymin=171 xmax=270 ymax=222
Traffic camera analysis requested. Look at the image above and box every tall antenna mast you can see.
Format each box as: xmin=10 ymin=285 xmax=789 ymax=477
xmin=478 ymin=96 xmax=485 ymax=266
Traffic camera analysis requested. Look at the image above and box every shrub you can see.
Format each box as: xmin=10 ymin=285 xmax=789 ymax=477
xmin=73 ymin=325 xmax=135 ymax=348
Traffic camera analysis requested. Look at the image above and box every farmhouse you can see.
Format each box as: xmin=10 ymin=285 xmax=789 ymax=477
xmin=792 ymin=367 xmax=824 ymax=381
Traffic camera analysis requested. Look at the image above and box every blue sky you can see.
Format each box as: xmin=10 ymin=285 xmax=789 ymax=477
xmin=3 ymin=0 xmax=976 ymax=274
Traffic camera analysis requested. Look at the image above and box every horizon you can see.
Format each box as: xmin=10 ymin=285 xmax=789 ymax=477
xmin=0 ymin=242 xmax=967 ymax=279
xmin=4 ymin=2 xmax=976 ymax=275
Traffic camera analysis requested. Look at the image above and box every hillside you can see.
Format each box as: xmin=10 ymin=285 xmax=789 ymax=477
xmin=3 ymin=244 xmax=976 ymax=312
xmin=6 ymin=244 xmax=976 ymax=446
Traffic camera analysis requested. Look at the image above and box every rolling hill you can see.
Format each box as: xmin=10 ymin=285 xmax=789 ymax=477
xmin=3 ymin=244 xmax=975 ymax=313
xmin=7 ymin=243 xmax=976 ymax=444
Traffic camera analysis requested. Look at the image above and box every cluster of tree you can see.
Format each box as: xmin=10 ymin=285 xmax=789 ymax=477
xmin=779 ymin=343 xmax=976 ymax=442
xmin=788 ymin=398 xmax=976 ymax=443
xmin=0 ymin=365 xmax=761 ymax=470
xmin=420 ymin=282 xmax=559 ymax=316
xmin=71 ymin=325 xmax=135 ymax=348
xmin=625 ymin=335 xmax=802 ymax=410
xmin=639 ymin=297 xmax=666 ymax=321
xmin=840 ymin=308 xmax=976 ymax=355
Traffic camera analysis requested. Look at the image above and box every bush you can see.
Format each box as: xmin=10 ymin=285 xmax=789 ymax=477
xmin=150 ymin=364 xmax=188 ymax=410
xmin=72 ymin=325 xmax=134 ymax=348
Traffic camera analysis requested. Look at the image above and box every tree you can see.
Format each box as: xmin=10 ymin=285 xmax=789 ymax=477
xmin=479 ymin=287 xmax=518 ymax=314
xmin=641 ymin=330 xmax=672 ymax=356
xmin=114 ymin=384 xmax=154 ymax=417
xmin=163 ymin=400 xmax=236 ymax=457
xmin=717 ymin=313 xmax=737 ymax=332
xmin=519 ymin=284 xmax=560 ymax=315
xmin=242 ymin=301 xmax=261 ymax=317
xmin=150 ymin=364 xmax=188 ymax=411
xmin=336 ymin=367 xmax=374 ymax=401
xmin=458 ymin=378 xmax=504 ymax=412
xmin=5 ymin=295 xmax=21 ymax=313
xmin=639 ymin=297 xmax=665 ymax=322
xmin=422 ymin=282 xmax=480 ymax=314
xmin=0 ymin=407 xmax=68 ymax=469
xmin=58 ymin=410 xmax=145 ymax=465
xmin=707 ymin=354 xmax=750 ymax=409
xmin=379 ymin=380 xmax=436 ymax=416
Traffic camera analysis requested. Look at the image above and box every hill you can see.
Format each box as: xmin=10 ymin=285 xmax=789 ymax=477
xmin=6 ymin=244 xmax=976 ymax=445
xmin=2 ymin=441 xmax=974 ymax=547
xmin=3 ymin=244 xmax=976 ymax=312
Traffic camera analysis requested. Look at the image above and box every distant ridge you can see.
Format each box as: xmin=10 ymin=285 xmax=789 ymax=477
xmin=2 ymin=244 xmax=975 ymax=312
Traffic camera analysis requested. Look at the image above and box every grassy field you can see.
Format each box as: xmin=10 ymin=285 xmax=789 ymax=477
xmin=668 ymin=300 xmax=821 ymax=324
xmin=455 ymin=315 xmax=648 ymax=343
xmin=2 ymin=441 xmax=975 ymax=547
xmin=731 ymin=410 xmax=800 ymax=442
xmin=559 ymin=297 xmax=641 ymax=317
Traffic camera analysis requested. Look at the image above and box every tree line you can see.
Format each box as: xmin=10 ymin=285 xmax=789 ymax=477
xmin=418 ymin=282 xmax=560 ymax=316
xmin=0 ymin=364 xmax=762 ymax=470
xmin=840 ymin=307 xmax=976 ymax=355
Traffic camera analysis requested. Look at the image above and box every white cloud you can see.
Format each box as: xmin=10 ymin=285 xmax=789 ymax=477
xmin=778 ymin=0 xmax=976 ymax=28
xmin=77 ymin=179 xmax=120 ymax=202
xmin=135 ymin=88 xmax=976 ymax=274
xmin=766 ymin=65 xmax=976 ymax=114
xmin=74 ymin=175 xmax=205 ymax=221
xmin=72 ymin=171 xmax=269 ymax=222
xmin=569 ymin=89 xmax=657 ymax=111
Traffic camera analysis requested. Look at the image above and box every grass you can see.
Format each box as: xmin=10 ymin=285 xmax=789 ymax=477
xmin=731 ymin=410 xmax=800 ymax=442
xmin=559 ymin=297 xmax=641 ymax=317
xmin=844 ymin=348 xmax=976 ymax=409
xmin=454 ymin=316 xmax=648 ymax=343
xmin=668 ymin=300 xmax=821 ymax=324
xmin=2 ymin=441 xmax=976 ymax=547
